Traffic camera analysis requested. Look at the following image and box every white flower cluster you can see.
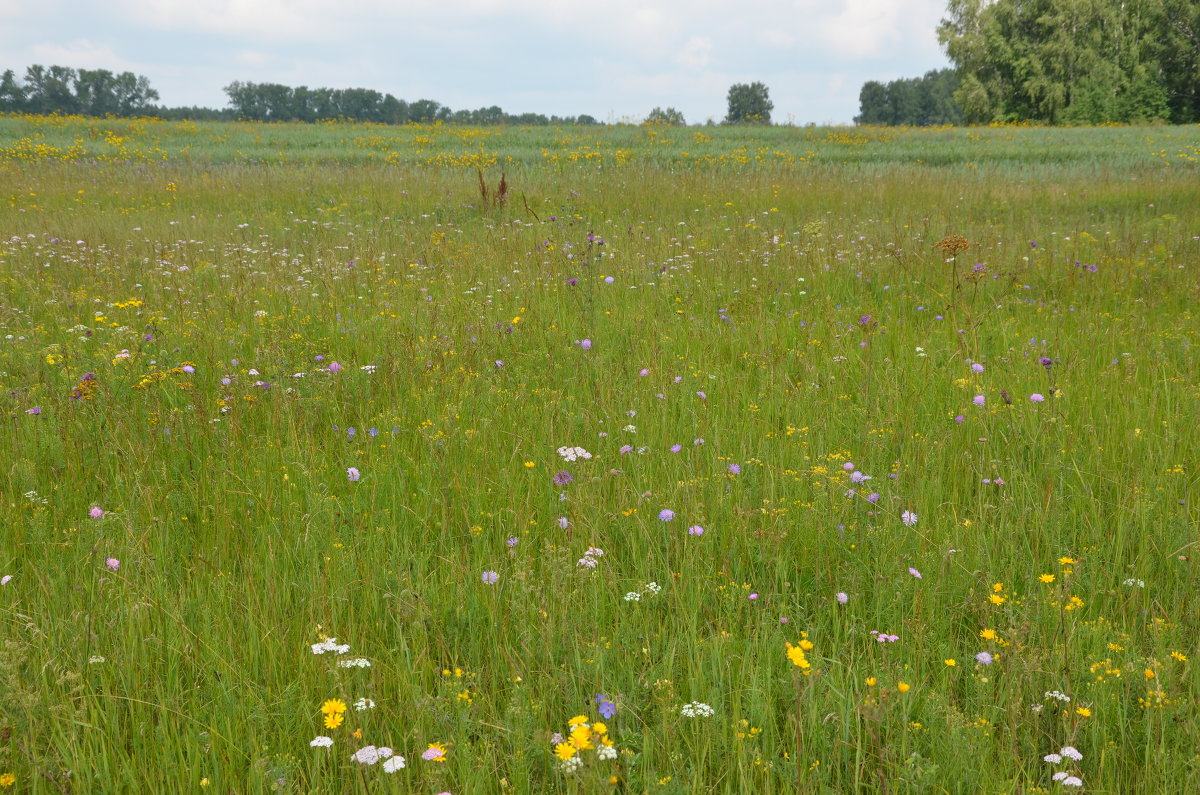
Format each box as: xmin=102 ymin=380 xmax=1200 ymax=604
xmin=560 ymin=756 xmax=583 ymax=773
xmin=1122 ymin=577 xmax=1145 ymax=588
xmin=557 ymin=446 xmax=592 ymax=462
xmin=354 ymin=698 xmax=375 ymax=711
xmin=596 ymin=745 xmax=617 ymax=761
xmin=338 ymin=658 xmax=371 ymax=668
xmin=680 ymin=702 xmax=715 ymax=718
xmin=1044 ymin=690 xmax=1071 ymax=703
xmin=350 ymin=745 xmax=405 ymax=773
xmin=578 ymin=547 xmax=604 ymax=568
xmin=1044 ymin=746 xmax=1083 ymax=788
xmin=311 ymin=637 xmax=351 ymax=655
xmin=624 ymin=592 xmax=641 ymax=602
xmin=625 ymin=581 xmax=662 ymax=602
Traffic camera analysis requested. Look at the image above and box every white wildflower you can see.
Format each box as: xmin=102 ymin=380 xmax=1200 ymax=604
xmin=644 ymin=581 xmax=662 ymax=594
xmin=1060 ymin=746 xmax=1082 ymax=761
xmin=624 ymin=592 xmax=641 ymax=602
xmin=337 ymin=658 xmax=371 ymax=668
xmin=680 ymin=702 xmax=714 ymax=718
xmin=596 ymin=745 xmax=617 ymax=761
xmin=354 ymin=698 xmax=375 ymax=711
xmin=382 ymin=755 xmax=405 ymax=773
xmin=350 ymin=745 xmax=392 ymax=765
xmin=560 ymin=756 xmax=583 ymax=773
xmin=88 ymin=655 xmax=106 ymax=664
xmin=310 ymin=736 xmax=333 ymax=748
xmin=1044 ymin=754 xmax=1063 ymax=764
xmin=1062 ymin=776 xmax=1083 ymax=787
xmin=1122 ymin=578 xmax=1144 ymax=588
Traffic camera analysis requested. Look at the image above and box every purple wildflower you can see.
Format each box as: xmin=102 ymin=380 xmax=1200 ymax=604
xmin=553 ymin=470 xmax=574 ymax=487
xmin=347 ymin=467 xmax=361 ymax=482
xmin=975 ymin=651 xmax=994 ymax=665
xmin=836 ymin=592 xmax=849 ymax=604
xmin=89 ymin=506 xmax=105 ymax=519
xmin=105 ymin=557 xmax=120 ymax=571
xmin=687 ymin=525 xmax=704 ymax=536
xmin=728 ymin=463 xmax=740 ymax=474
xmin=658 ymin=509 xmax=675 ymax=522
xmin=908 ymin=566 xmax=922 ymax=579
xmin=1030 ymin=393 xmax=1045 ymax=403
xmin=25 ymin=407 xmax=41 ymax=415
xmin=328 ymin=362 xmax=342 ymax=373
xmin=481 ymin=570 xmax=499 ymax=585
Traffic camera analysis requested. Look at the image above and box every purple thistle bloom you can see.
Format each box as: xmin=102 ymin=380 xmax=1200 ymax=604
xmin=566 ymin=277 xmax=578 ymax=285
xmin=481 ymin=570 xmax=499 ymax=585
xmin=553 ymin=470 xmax=574 ymax=486
xmin=658 ymin=509 xmax=675 ymax=522
xmin=1039 ymin=356 xmax=1053 ymax=368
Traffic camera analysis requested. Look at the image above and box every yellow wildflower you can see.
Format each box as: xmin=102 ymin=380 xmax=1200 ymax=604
xmin=554 ymin=742 xmax=577 ymax=760
xmin=321 ymin=699 xmax=347 ymax=715
xmin=1076 ymin=707 xmax=1091 ymax=717
xmin=944 ymin=659 xmax=957 ymax=667
xmin=323 ymin=712 xmax=344 ymax=729
xmin=897 ymin=682 xmax=911 ymax=693
xmin=980 ymin=629 xmax=997 ymax=640
xmin=865 ymin=677 xmax=877 ymax=687
xmin=0 ymin=774 xmax=14 ymax=788
xmin=1039 ymin=574 xmax=1055 ymax=583
xmin=568 ymin=715 xmax=589 ymax=727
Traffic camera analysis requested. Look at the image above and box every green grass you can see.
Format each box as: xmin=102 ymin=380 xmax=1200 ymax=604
xmin=0 ymin=117 xmax=1198 ymax=793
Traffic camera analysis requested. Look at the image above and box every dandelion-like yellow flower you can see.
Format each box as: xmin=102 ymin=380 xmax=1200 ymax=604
xmin=323 ymin=712 xmax=345 ymax=729
xmin=591 ymin=722 xmax=607 ymax=735
xmin=321 ymin=699 xmax=347 ymax=715
xmin=554 ymin=742 xmax=577 ymax=760
xmin=944 ymin=659 xmax=957 ymax=667
xmin=523 ymin=461 xmax=535 ymax=468
xmin=1058 ymin=557 xmax=1076 ymax=565
xmin=1039 ymin=574 xmax=1055 ymax=583
xmin=1171 ymin=651 xmax=1187 ymax=662
xmin=1076 ymin=707 xmax=1091 ymax=717
xmin=988 ymin=594 xmax=1006 ymax=605
xmin=980 ymin=629 xmax=997 ymax=640
xmin=569 ymin=724 xmax=594 ymax=751
xmin=785 ymin=642 xmax=811 ymax=670
xmin=568 ymin=715 xmax=589 ymax=727
xmin=865 ymin=677 xmax=877 ymax=687
xmin=0 ymin=773 xmax=15 ymax=788
xmin=897 ymin=682 xmax=911 ymax=693
xmin=1144 ymin=669 xmax=1156 ymax=679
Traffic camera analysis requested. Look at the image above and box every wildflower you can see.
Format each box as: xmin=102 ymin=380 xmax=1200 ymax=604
xmin=897 ymin=682 xmax=911 ymax=693
xmin=350 ymin=745 xmax=393 ymax=765
xmin=353 ymin=698 xmax=375 ymax=711
xmin=658 ymin=509 xmax=675 ymax=522
xmin=680 ymin=702 xmax=714 ymax=717
xmin=954 ymin=414 xmax=965 ymax=423
xmin=1058 ymin=557 xmax=1076 ymax=565
xmin=328 ymin=362 xmax=342 ymax=373
xmin=346 ymin=467 xmax=360 ymax=482
xmin=1039 ymin=574 xmax=1056 ymax=583
xmin=25 ymin=407 xmax=41 ymax=415
xmin=973 ymin=395 xmax=985 ymax=406
xmin=558 ymin=516 xmax=570 ymax=529
xmin=105 ymin=557 xmax=120 ymax=571
xmin=945 ymin=659 xmax=957 ymax=666
xmin=729 ymin=463 xmax=741 ymax=474
xmin=639 ymin=368 xmax=649 ymax=376
xmin=322 ymin=699 xmax=348 ymax=715
xmin=382 ymin=756 xmax=406 ymax=773
xmin=971 ymin=363 xmax=985 ymax=373
xmin=687 ymin=525 xmax=704 ymax=536
xmin=1030 ymin=393 xmax=1045 ymax=402
xmin=1075 ymin=707 xmax=1091 ymax=717
xmin=908 ymin=567 xmax=922 ymax=579
xmin=1039 ymin=356 xmax=1053 ymax=368
xmin=696 ymin=391 xmax=706 ymax=399
xmin=624 ymin=592 xmax=641 ymax=601
xmin=1062 ymin=777 xmax=1083 ymax=787
xmin=553 ymin=470 xmax=573 ymax=486
xmin=481 ymin=570 xmax=499 ymax=585
xmin=422 ymin=743 xmax=447 ymax=762
xmin=1060 ymin=746 xmax=1082 ymax=761
xmin=506 ymin=537 xmax=519 ymax=547
xmin=89 ymin=506 xmax=105 ymax=519
xmin=785 ymin=642 xmax=812 ymax=670
xmin=310 ymin=736 xmax=334 ymax=748
xmin=596 ymin=745 xmax=617 ymax=761
xmin=748 ymin=592 xmax=758 ymax=601
xmin=311 ymin=638 xmax=350 ymax=655
xmin=596 ymin=694 xmax=616 ymax=719
xmin=580 ymin=339 xmax=592 ymax=350
xmin=670 ymin=444 xmax=683 ymax=453
xmin=1043 ymin=753 xmax=1062 ymax=764
xmin=324 ymin=712 xmax=345 ymax=729
xmin=554 ymin=742 xmax=577 ymax=760
xmin=849 ymin=470 xmax=870 ymax=483
xmin=980 ymin=629 xmax=997 ymax=640
xmin=865 ymin=677 xmax=877 ymax=687
xmin=835 ymin=592 xmax=849 ymax=604
xmin=901 ymin=510 xmax=917 ymax=526
xmin=337 ymin=658 xmax=371 ymax=668
xmin=0 ymin=774 xmax=14 ymax=787
xmin=975 ymin=651 xmax=994 ymax=665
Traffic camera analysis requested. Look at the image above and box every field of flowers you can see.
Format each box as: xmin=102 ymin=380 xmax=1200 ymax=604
xmin=1 ymin=116 xmax=1198 ymax=792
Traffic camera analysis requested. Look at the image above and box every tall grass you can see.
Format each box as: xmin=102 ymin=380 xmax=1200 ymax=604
xmin=0 ymin=119 xmax=1197 ymax=792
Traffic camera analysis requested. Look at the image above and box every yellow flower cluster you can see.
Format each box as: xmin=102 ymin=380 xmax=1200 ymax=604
xmin=321 ymin=698 xmax=347 ymax=729
xmin=786 ymin=635 xmax=815 ymax=674
xmin=553 ymin=715 xmax=614 ymax=761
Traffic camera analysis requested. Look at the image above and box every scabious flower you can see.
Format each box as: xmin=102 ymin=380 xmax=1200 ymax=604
xmin=89 ymin=506 xmax=105 ymax=519
xmin=836 ymin=592 xmax=849 ymax=604
xmin=328 ymin=362 xmax=342 ymax=373
xmin=973 ymin=395 xmax=986 ymax=406
xmin=105 ymin=557 xmax=120 ymax=571
xmin=975 ymin=651 xmax=994 ymax=665
xmin=971 ymin=363 xmax=985 ymax=373
xmin=481 ymin=570 xmax=499 ymax=585
xmin=901 ymin=510 xmax=918 ymax=527
xmin=687 ymin=525 xmax=704 ymax=536
xmin=346 ymin=467 xmax=360 ymax=482
xmin=658 ymin=509 xmax=674 ymax=522
xmin=1031 ymin=393 xmax=1045 ymax=402
xmin=553 ymin=470 xmax=574 ymax=486
xmin=729 ymin=463 xmax=741 ymax=474
xmin=421 ymin=743 xmax=447 ymax=762
xmin=908 ymin=567 xmax=922 ymax=579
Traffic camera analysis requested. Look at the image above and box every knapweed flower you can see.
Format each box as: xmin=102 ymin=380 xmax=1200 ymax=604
xmin=481 ymin=570 xmax=499 ymax=585
xmin=901 ymin=510 xmax=918 ymax=527
xmin=658 ymin=509 xmax=675 ymax=522
xmin=105 ymin=557 xmax=120 ymax=571
xmin=310 ymin=736 xmax=334 ymax=748
xmin=89 ymin=506 xmax=105 ymax=519
xmin=1030 ymin=393 xmax=1045 ymax=402
xmin=421 ymin=743 xmax=447 ymax=762
xmin=346 ymin=467 xmax=361 ymax=482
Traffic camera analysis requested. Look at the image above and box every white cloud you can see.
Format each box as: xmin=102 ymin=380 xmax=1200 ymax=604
xmin=28 ymin=40 xmax=142 ymax=72
xmin=675 ymin=36 xmax=712 ymax=69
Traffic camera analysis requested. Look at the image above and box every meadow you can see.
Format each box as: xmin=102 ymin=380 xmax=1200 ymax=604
xmin=0 ymin=115 xmax=1198 ymax=793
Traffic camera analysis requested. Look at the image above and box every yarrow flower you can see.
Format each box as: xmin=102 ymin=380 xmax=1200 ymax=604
xmin=382 ymin=756 xmax=406 ymax=773
xmin=310 ymin=736 xmax=334 ymax=748
xmin=679 ymin=702 xmax=715 ymax=718
xmin=557 ymin=446 xmax=592 ymax=462
xmin=311 ymin=638 xmax=351 ymax=655
xmin=350 ymin=745 xmax=394 ymax=765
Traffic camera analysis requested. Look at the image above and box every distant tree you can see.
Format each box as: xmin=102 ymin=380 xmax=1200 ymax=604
xmin=854 ymin=81 xmax=891 ymax=125
xmin=644 ymin=106 xmax=686 ymax=125
xmin=854 ymin=70 xmax=962 ymax=126
xmin=0 ymin=69 xmax=26 ymax=111
xmin=724 ymin=82 xmax=773 ymax=124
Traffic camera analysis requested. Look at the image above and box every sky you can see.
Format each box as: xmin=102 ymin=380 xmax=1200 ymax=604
xmin=0 ymin=0 xmax=954 ymax=124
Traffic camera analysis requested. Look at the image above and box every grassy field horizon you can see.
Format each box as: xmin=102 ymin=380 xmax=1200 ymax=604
xmin=1 ymin=116 xmax=1197 ymax=792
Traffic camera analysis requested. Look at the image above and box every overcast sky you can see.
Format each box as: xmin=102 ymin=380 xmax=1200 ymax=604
xmin=0 ymin=0 xmax=953 ymax=124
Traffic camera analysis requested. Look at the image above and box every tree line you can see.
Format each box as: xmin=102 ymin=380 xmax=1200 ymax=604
xmin=858 ymin=0 xmax=1200 ymax=126
xmin=0 ymin=65 xmax=599 ymax=125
